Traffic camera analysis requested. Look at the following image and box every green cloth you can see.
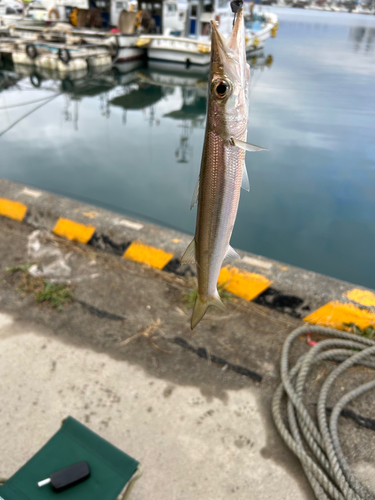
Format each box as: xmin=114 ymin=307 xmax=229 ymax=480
xmin=0 ymin=416 xmax=139 ymax=500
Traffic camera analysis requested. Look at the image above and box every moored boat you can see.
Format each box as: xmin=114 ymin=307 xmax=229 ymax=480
xmin=137 ymin=0 xmax=278 ymax=65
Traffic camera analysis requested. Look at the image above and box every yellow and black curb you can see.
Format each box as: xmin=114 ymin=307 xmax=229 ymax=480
xmin=1 ymin=178 xmax=375 ymax=331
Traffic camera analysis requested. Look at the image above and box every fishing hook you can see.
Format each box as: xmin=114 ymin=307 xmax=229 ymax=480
xmin=230 ymin=0 xmax=243 ymax=26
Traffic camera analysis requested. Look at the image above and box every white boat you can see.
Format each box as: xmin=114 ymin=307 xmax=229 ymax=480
xmin=0 ymin=0 xmax=185 ymax=65
xmin=352 ymin=2 xmax=375 ymax=13
xmin=245 ymin=8 xmax=278 ymax=51
xmin=0 ymin=0 xmax=24 ymax=26
xmin=136 ymin=0 xmax=278 ymax=65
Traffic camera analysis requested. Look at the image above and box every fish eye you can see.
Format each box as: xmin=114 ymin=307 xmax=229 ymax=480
xmin=212 ymin=79 xmax=231 ymax=100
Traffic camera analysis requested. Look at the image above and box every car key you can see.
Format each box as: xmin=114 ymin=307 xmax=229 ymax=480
xmin=38 ymin=461 xmax=90 ymax=492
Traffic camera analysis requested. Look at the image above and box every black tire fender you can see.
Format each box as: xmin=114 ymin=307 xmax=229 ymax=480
xmin=30 ymin=72 xmax=42 ymax=88
xmin=58 ymin=48 xmax=71 ymax=65
xmin=26 ymin=43 xmax=38 ymax=59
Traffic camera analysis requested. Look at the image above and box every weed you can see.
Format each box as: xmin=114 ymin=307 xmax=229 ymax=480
xmin=343 ymin=322 xmax=375 ymax=340
xmin=5 ymin=263 xmax=34 ymax=275
xmin=36 ymin=282 xmax=74 ymax=311
xmin=4 ymin=262 xmax=73 ymax=310
xmin=19 ymin=273 xmax=45 ymax=295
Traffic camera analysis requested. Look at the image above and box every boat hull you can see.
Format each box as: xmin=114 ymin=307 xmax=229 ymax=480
xmin=148 ymin=48 xmax=210 ymax=65
xmin=117 ymin=46 xmax=145 ymax=62
xmin=143 ymin=11 xmax=278 ymax=65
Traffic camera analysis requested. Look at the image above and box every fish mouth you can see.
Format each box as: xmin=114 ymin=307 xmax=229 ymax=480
xmin=211 ymin=10 xmax=244 ymax=67
xmin=210 ymin=20 xmax=231 ymax=65
xmin=229 ymin=7 xmax=245 ymax=49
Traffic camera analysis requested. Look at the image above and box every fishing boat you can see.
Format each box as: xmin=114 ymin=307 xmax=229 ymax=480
xmin=0 ymin=0 xmax=185 ymax=66
xmin=136 ymin=0 xmax=278 ymax=65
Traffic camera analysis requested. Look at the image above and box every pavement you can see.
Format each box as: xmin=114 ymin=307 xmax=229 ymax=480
xmin=0 ymin=215 xmax=374 ymax=500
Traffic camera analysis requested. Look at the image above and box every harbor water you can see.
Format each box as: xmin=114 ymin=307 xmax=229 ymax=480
xmin=0 ymin=7 xmax=374 ymax=288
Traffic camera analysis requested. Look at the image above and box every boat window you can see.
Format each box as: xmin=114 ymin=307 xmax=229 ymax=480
xmin=201 ymin=21 xmax=210 ymax=35
xmin=217 ymin=0 xmax=226 ymax=7
xmin=190 ymin=4 xmax=197 ymax=16
xmin=167 ymin=3 xmax=177 ymax=11
xmin=116 ymin=1 xmax=123 ymax=7
xmin=203 ymin=2 xmax=213 ymax=12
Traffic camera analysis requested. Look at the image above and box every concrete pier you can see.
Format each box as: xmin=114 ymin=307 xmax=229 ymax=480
xmin=0 ymin=178 xmax=375 ymax=499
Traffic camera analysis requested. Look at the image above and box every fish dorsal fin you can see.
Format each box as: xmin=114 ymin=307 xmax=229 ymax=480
xmin=223 ymin=245 xmax=240 ymax=263
xmin=190 ymin=177 xmax=199 ymax=210
xmin=181 ymin=238 xmax=196 ymax=264
xmin=241 ymin=162 xmax=250 ymax=192
xmin=231 ymin=138 xmax=267 ymax=152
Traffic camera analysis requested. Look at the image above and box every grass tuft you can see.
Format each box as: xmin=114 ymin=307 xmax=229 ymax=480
xmin=5 ymin=263 xmax=34 ymax=275
xmin=36 ymin=282 xmax=74 ymax=311
xmin=4 ymin=262 xmax=73 ymax=311
xmin=343 ymin=322 xmax=375 ymax=340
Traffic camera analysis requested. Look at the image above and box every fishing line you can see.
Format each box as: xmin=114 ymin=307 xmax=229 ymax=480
xmin=0 ymin=93 xmax=61 ymax=110
xmin=0 ymin=45 xmax=126 ymax=135
xmin=0 ymin=93 xmax=61 ymax=138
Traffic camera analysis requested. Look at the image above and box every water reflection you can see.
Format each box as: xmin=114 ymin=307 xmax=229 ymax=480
xmin=349 ymin=26 xmax=375 ymax=52
xmin=0 ymin=50 xmax=272 ymax=158
xmin=0 ymin=49 xmax=273 ymax=233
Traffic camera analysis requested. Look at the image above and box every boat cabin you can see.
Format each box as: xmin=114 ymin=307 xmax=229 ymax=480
xmin=136 ymin=0 xmax=183 ymax=34
xmin=184 ymin=0 xmax=232 ymax=39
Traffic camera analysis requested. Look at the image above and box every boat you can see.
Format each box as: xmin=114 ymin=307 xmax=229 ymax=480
xmin=0 ymin=0 xmax=185 ymax=67
xmin=136 ymin=0 xmax=278 ymax=65
xmin=351 ymin=1 xmax=375 ymax=13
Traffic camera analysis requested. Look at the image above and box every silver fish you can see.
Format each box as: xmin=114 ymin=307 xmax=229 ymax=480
xmin=182 ymin=9 xmax=266 ymax=329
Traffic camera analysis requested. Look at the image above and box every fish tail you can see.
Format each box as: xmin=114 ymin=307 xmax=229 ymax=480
xmin=191 ymin=291 xmax=226 ymax=330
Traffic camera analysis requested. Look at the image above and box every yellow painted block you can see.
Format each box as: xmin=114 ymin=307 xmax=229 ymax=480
xmin=53 ymin=218 xmax=95 ymax=244
xmin=0 ymin=198 xmax=27 ymax=221
xmin=345 ymin=289 xmax=375 ymax=308
xmin=123 ymin=241 xmax=173 ymax=270
xmin=304 ymin=301 xmax=375 ymax=330
xmin=218 ymin=265 xmax=272 ymax=301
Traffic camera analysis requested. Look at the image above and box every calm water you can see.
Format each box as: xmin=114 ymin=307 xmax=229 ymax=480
xmin=1 ymin=8 xmax=375 ymax=287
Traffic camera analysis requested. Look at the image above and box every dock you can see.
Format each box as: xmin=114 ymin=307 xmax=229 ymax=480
xmin=0 ymin=23 xmax=144 ymax=73
xmin=0 ymin=178 xmax=374 ymax=500
xmin=0 ymin=26 xmax=115 ymax=71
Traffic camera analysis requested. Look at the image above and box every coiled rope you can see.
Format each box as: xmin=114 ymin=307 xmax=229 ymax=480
xmin=272 ymin=324 xmax=375 ymax=500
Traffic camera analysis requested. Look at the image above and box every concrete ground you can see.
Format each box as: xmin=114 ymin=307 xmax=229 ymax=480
xmin=0 ymin=216 xmax=374 ymax=500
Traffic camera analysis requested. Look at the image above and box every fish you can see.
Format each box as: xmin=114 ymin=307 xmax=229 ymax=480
xmin=181 ymin=8 xmax=266 ymax=330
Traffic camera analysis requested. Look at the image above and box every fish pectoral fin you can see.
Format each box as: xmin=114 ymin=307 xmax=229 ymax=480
xmin=181 ymin=238 xmax=196 ymax=265
xmin=231 ymin=137 xmax=267 ymax=152
xmin=223 ymin=245 xmax=240 ymax=263
xmin=191 ymin=292 xmax=226 ymax=329
xmin=241 ymin=162 xmax=250 ymax=192
xmin=190 ymin=177 xmax=199 ymax=210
